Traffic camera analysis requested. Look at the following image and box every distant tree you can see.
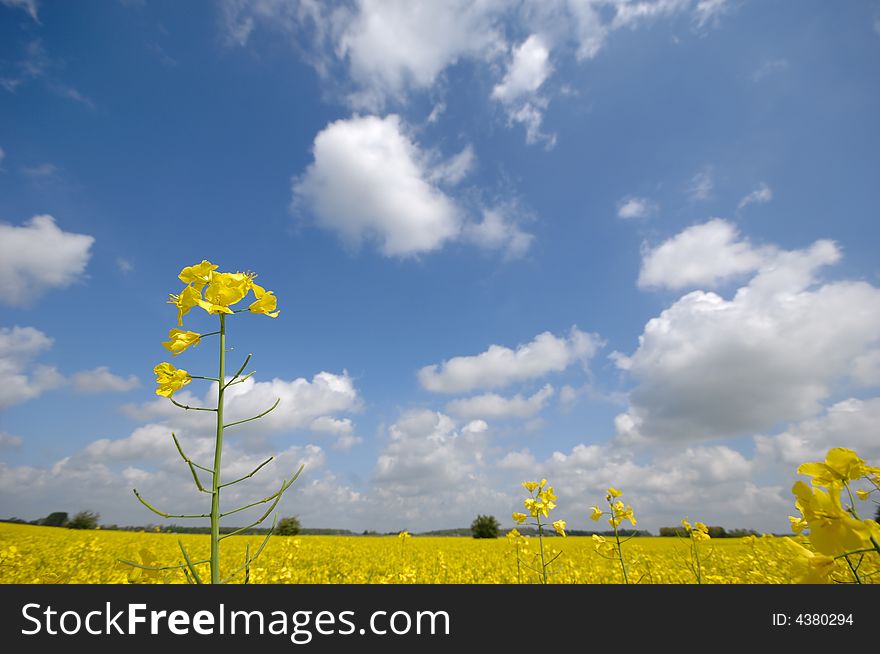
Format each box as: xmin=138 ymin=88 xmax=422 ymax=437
xmin=68 ymin=511 xmax=99 ymax=530
xmin=42 ymin=512 xmax=69 ymax=527
xmin=470 ymin=514 xmax=501 ymax=539
xmin=275 ymin=516 xmax=301 ymax=536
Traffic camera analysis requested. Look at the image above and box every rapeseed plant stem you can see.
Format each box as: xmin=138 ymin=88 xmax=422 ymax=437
xmin=209 ymin=313 xmax=226 ymax=584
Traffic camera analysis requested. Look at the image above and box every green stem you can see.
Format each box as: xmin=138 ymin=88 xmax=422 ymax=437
xmin=610 ymin=500 xmax=629 ymax=584
xmin=210 ymin=314 xmax=226 ymax=584
xmin=692 ymin=536 xmax=702 ymax=584
xmin=536 ymin=515 xmax=547 ymax=585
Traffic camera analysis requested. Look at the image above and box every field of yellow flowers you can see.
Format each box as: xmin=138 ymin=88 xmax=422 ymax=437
xmin=0 ymin=521 xmax=874 ymax=584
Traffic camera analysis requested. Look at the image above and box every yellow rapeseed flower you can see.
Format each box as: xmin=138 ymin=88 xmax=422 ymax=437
xmin=198 ymin=272 xmax=253 ymax=315
xmin=784 ymin=538 xmax=836 ymax=584
xmin=590 ymin=506 xmax=603 ymax=521
xmin=552 ymin=520 xmax=566 ymax=537
xmin=162 ymin=329 xmax=201 ymax=356
xmin=512 ymin=512 xmax=527 ymax=525
xmin=398 ymin=531 xmax=411 ymax=540
xmin=153 ymin=362 xmax=191 ymax=397
xmin=522 ymin=481 xmax=540 ymax=493
xmin=178 ymin=260 xmax=217 ymax=288
xmin=789 ymin=516 xmax=808 ymax=534
xmin=792 ymin=481 xmax=871 ymax=556
xmin=168 ymin=285 xmax=202 ymax=326
xmin=798 ymin=447 xmax=871 ymax=488
xmin=607 ymin=487 xmax=622 ymax=499
xmin=248 ymin=282 xmax=279 ymax=318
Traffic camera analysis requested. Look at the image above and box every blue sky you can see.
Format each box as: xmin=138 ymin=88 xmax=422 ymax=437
xmin=1 ymin=0 xmax=879 ymax=533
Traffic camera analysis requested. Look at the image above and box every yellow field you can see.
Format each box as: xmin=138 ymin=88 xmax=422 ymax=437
xmin=3 ymin=522 xmax=875 ymax=584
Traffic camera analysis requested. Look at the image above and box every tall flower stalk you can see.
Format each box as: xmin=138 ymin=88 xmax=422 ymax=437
xmin=590 ymin=487 xmax=637 ymax=584
xmin=123 ymin=260 xmax=299 ymax=584
xmin=512 ymin=479 xmax=566 ymax=584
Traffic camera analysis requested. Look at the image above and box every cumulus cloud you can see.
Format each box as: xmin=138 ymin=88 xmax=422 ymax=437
xmin=71 ymin=367 xmax=140 ymax=394
xmin=310 ymin=416 xmax=363 ymax=451
xmin=754 ymin=397 xmax=880 ymax=465
xmin=223 ymin=0 xmax=507 ymax=109
xmin=123 ymin=371 xmax=361 ymax=445
xmin=738 ymin=182 xmax=773 ymax=209
xmin=0 ymin=326 xmax=64 ymax=409
xmin=221 ymin=1 xmax=728 ymax=139
xmin=0 ymin=215 xmax=94 ymax=307
xmin=446 ymin=384 xmax=555 ymax=420
xmin=419 ymin=327 xmax=602 ymax=394
xmin=617 ymin=196 xmax=657 ymax=219
xmin=492 ymin=34 xmax=555 ymax=146
xmin=616 ymin=233 xmax=880 ymax=444
xmin=374 ymin=410 xmax=490 ymax=498
xmin=462 ymin=207 xmax=534 ymax=259
xmin=0 ymin=422 xmax=327 ymax=527
xmin=512 ymin=440 xmax=790 ymax=531
xmin=638 ymin=218 xmax=774 ymax=290
xmin=292 ymin=115 xmax=463 ymax=257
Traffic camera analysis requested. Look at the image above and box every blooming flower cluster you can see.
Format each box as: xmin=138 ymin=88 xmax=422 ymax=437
xmin=681 ymin=519 xmax=711 ymax=542
xmin=153 ymin=260 xmax=279 ymax=398
xmin=787 ymin=447 xmax=880 ymax=583
xmin=590 ymin=487 xmax=637 ymax=529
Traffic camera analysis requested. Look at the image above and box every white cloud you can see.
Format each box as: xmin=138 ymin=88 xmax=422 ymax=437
xmin=738 ymin=182 xmax=773 ymax=209
xmin=71 ymin=367 xmax=140 ymax=394
xmin=221 ymin=1 xmax=719 ymax=140
xmin=693 ymin=0 xmax=730 ymax=28
xmin=492 ymin=34 xmax=552 ymax=104
xmin=491 ymin=35 xmax=555 ymax=147
xmin=0 ymin=422 xmax=327 ymax=528
xmin=123 ymin=371 xmax=361 ymax=444
xmin=0 ymin=326 xmax=64 ymax=409
xmin=337 ymin=0 xmax=507 ymax=109
xmin=638 ymin=218 xmax=774 ymax=290
xmin=496 ymin=448 xmax=537 ymax=470
xmin=374 ymin=410 xmax=490 ymax=497
xmin=612 ymin=0 xmax=692 ymax=30
xmin=310 ymin=416 xmax=363 ymax=450
xmin=752 ymin=58 xmax=789 ymax=82
xmin=428 ymin=144 xmax=475 ymax=186
xmin=616 ymin=235 xmax=880 ymax=444
xmin=0 ymin=431 xmax=23 ymax=451
xmin=0 ymin=0 xmax=38 ymax=21
xmin=0 ymin=215 xmax=94 ymax=307
xmin=687 ymin=166 xmax=714 ymax=201
xmin=754 ymin=397 xmax=880 ymax=465
xmin=446 ymin=384 xmax=555 ymax=420
xmin=419 ymin=326 xmax=602 ymax=394
xmin=292 ymin=115 xmax=462 ymax=257
xmin=617 ymin=196 xmax=657 ymax=219
xmin=462 ymin=207 xmax=534 ymax=259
